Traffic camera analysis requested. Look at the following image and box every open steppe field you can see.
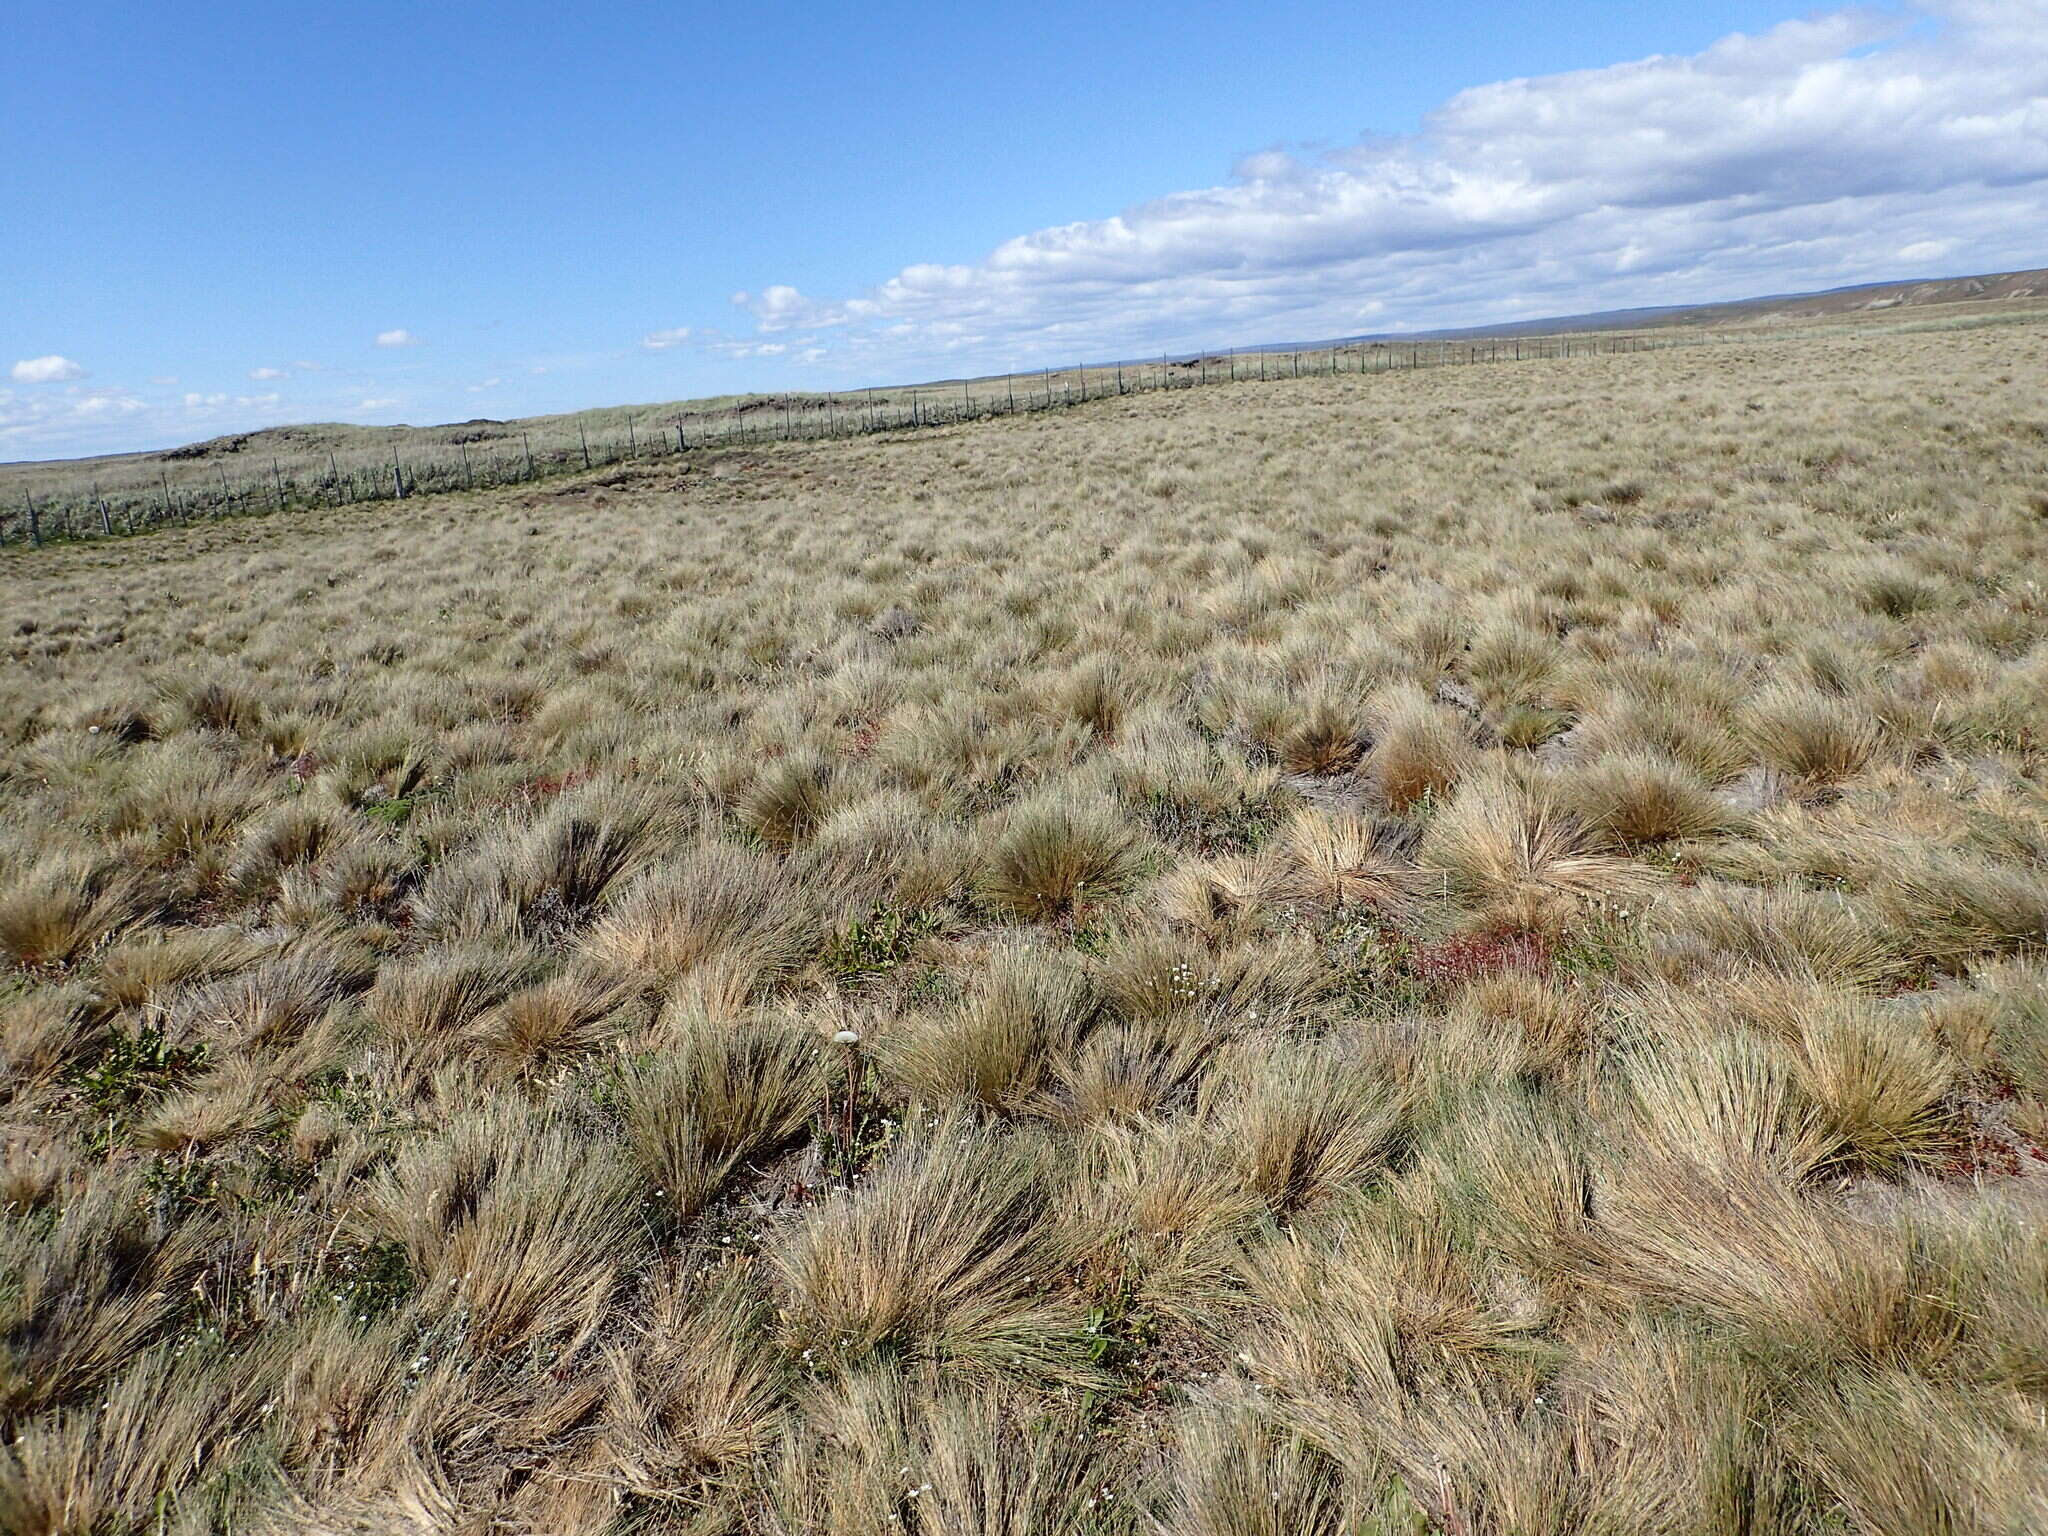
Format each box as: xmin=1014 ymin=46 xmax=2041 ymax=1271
xmin=8 ymin=316 xmax=2048 ymax=1533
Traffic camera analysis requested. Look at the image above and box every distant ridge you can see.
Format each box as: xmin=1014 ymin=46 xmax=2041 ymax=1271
xmin=6 ymin=265 xmax=2044 ymax=474
xmin=1241 ymin=265 xmax=2048 ymax=356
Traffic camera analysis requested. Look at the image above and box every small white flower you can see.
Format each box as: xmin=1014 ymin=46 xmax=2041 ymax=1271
xmin=833 ymin=1029 xmax=862 ymax=1046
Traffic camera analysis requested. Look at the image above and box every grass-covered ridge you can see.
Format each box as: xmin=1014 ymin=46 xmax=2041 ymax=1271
xmin=4 ymin=315 xmax=2048 ymax=1533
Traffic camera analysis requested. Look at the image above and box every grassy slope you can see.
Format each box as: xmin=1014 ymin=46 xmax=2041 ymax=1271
xmin=4 ymin=315 xmax=2048 ymax=1532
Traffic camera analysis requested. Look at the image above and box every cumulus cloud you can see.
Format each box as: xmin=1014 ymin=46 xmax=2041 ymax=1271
xmin=640 ymin=326 xmax=694 ymax=350
xmin=248 ymin=367 xmax=288 ymax=380
xmin=357 ymin=397 xmax=400 ymax=409
xmin=0 ymin=388 xmax=144 ymax=452
xmin=729 ymin=2 xmax=2048 ymax=370
xmin=11 ymin=355 xmax=86 ymax=383
xmin=373 ymin=329 xmax=419 ymax=348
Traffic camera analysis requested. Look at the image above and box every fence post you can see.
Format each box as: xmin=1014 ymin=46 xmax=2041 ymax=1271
xmin=523 ymin=433 xmax=535 ymax=479
xmin=627 ymin=420 xmax=636 ymax=458
xmin=272 ymin=457 xmax=286 ymax=512
xmin=160 ymin=470 xmax=175 ymax=523
xmin=579 ymin=424 xmax=591 ymax=470
xmin=23 ymin=492 xmax=40 ymax=548
xmin=93 ymin=482 xmax=113 ymax=537
xmin=392 ymin=446 xmax=407 ymax=500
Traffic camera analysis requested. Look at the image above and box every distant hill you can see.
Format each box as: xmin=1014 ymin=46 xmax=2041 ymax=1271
xmin=6 ymin=265 xmax=2043 ymax=482
xmin=1239 ymin=266 xmax=2048 ymax=355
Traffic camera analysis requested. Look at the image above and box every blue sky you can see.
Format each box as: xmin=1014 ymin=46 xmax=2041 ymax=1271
xmin=5 ymin=0 xmax=2046 ymax=460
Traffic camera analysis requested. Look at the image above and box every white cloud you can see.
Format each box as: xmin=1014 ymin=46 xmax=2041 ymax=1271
xmin=730 ymin=2 xmax=2048 ymax=370
xmin=373 ymin=329 xmax=419 ymax=348
xmin=1898 ymin=239 xmax=1957 ymax=264
xmin=357 ymin=397 xmax=400 ymax=409
xmin=182 ymin=391 xmax=281 ymax=411
xmin=11 ymin=355 xmax=86 ymax=383
xmin=68 ymin=391 xmax=146 ymax=417
xmin=248 ymin=367 xmax=288 ymax=380
xmin=466 ymin=377 xmax=503 ymax=392
xmin=641 ymin=326 xmax=694 ymax=350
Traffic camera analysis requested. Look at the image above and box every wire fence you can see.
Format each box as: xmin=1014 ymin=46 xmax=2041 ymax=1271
xmin=3 ymin=329 xmax=1678 ymax=552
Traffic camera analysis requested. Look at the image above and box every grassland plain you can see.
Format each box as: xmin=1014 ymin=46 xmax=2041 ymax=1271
xmin=4 ymin=315 xmax=2048 ymax=1533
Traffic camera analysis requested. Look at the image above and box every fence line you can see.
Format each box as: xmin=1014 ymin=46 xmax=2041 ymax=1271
xmin=3 ymin=329 xmax=1682 ymax=551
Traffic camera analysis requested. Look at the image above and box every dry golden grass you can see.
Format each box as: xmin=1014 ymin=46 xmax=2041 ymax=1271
xmin=4 ymin=310 xmax=2048 ymax=1530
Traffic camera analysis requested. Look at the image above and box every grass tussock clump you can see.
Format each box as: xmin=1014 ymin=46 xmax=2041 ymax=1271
xmin=770 ymin=1116 xmax=1103 ymax=1387
xmin=976 ymin=794 xmax=1143 ymax=922
xmin=1420 ymin=773 xmax=1656 ymax=930
xmin=1367 ymin=684 xmax=1477 ymax=811
xmin=1558 ymin=748 xmax=1734 ymax=848
xmin=6 ymin=308 xmax=2048 ymax=1525
xmin=1739 ymin=684 xmax=1881 ymax=786
xmin=621 ymin=1007 xmax=823 ymax=1220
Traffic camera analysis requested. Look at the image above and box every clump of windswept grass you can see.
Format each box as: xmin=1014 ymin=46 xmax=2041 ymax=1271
xmin=465 ymin=967 xmax=628 ymax=1078
xmin=1047 ymin=1020 xmax=1217 ymax=1125
xmin=1366 ymin=684 xmax=1476 ymax=812
xmin=1790 ymin=1004 xmax=1956 ymax=1176
xmin=622 ymin=1007 xmax=822 ymax=1220
xmin=1614 ymin=1031 xmax=1839 ymax=1182
xmin=582 ymin=838 xmax=820 ymax=1009
xmin=1874 ymin=847 xmax=2048 ymax=967
xmin=1272 ymin=808 xmax=1422 ymax=916
xmin=594 ymin=1259 xmax=787 ymax=1509
xmin=1202 ymin=1038 xmax=1407 ymax=1213
xmin=418 ymin=778 xmax=682 ymax=937
xmin=0 ymin=1169 xmax=207 ymax=1415
xmin=1739 ymin=684 xmax=1881 ymax=785
xmin=0 ymin=851 xmax=152 ymax=971
xmin=1557 ymin=749 xmax=1733 ymax=848
xmin=884 ymin=945 xmax=1096 ymax=1108
xmin=356 ymin=1105 xmax=643 ymax=1350
xmin=363 ymin=938 xmax=537 ymax=1068
xmin=1275 ymin=699 xmax=1368 ymax=777
xmin=771 ymin=1116 xmax=1103 ymax=1386
xmin=1154 ymin=1389 xmax=1355 ymax=1536
xmin=1419 ymin=774 xmax=1655 ymax=930
xmin=738 ymin=753 xmax=833 ymax=850
xmin=977 ymin=795 xmax=1142 ymax=922
xmin=1652 ymin=881 xmax=1902 ymax=989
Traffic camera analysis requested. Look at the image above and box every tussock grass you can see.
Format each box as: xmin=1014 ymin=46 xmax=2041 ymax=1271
xmin=356 ymin=1104 xmax=643 ymax=1350
xmin=622 ymin=1007 xmax=822 ymax=1220
xmin=977 ymin=794 xmax=1144 ymax=922
xmin=1420 ymin=774 xmax=1656 ymax=930
xmin=1558 ymin=749 xmax=1733 ymax=848
xmin=1740 ymin=684 xmax=1882 ymax=785
xmin=770 ymin=1116 xmax=1104 ymax=1387
xmin=5 ymin=311 xmax=2048 ymax=1525
xmin=1368 ymin=683 xmax=1479 ymax=811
